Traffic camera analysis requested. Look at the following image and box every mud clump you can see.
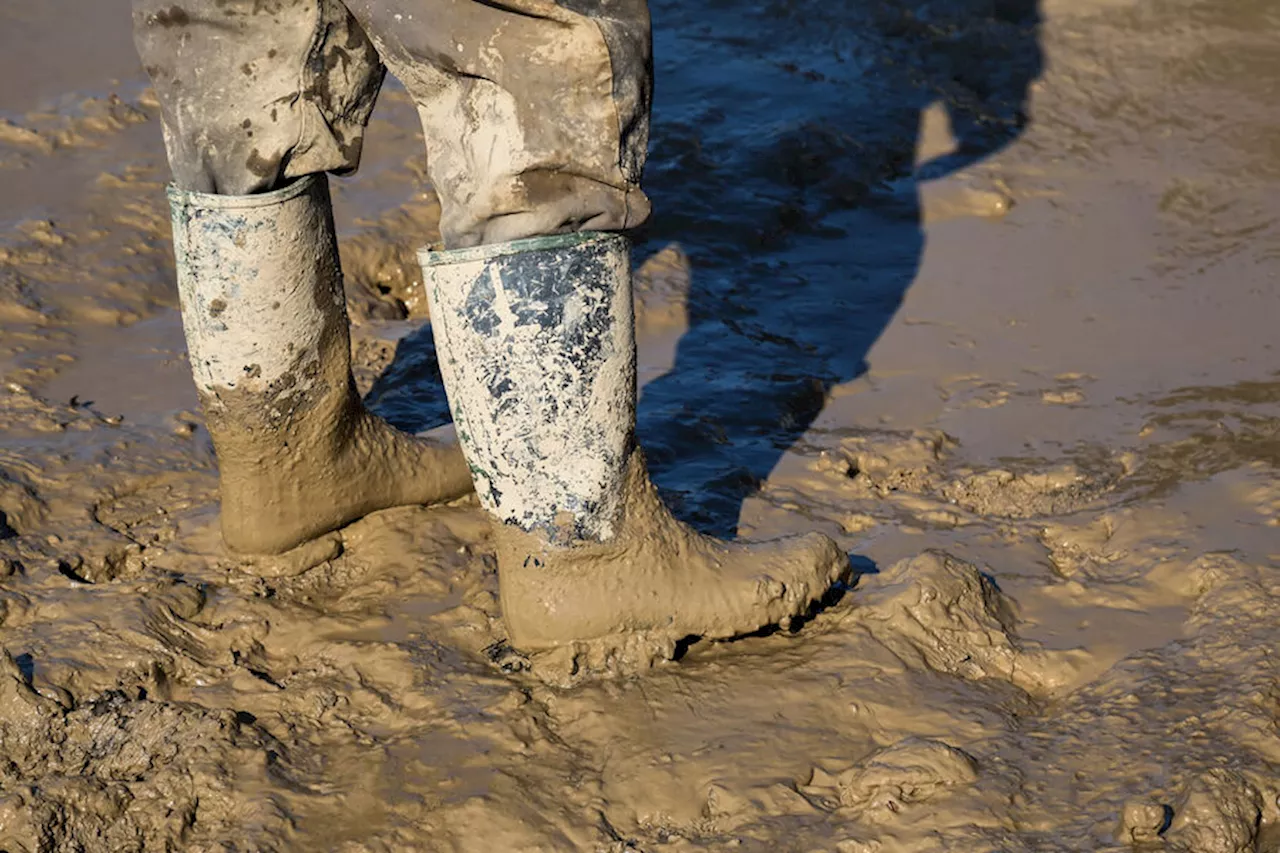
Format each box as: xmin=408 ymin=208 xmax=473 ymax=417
xmin=0 ymin=472 xmax=46 ymax=539
xmin=854 ymin=550 xmax=1019 ymax=678
xmin=1118 ymin=798 xmax=1171 ymax=845
xmin=818 ymin=429 xmax=954 ymax=496
xmin=829 ymin=738 xmax=979 ymax=818
xmin=1165 ymin=770 xmax=1263 ymax=853
xmin=795 ymin=738 xmax=988 ymax=851
xmin=853 ymin=550 xmax=1083 ymax=696
xmin=1114 ymin=772 xmax=1265 ymax=853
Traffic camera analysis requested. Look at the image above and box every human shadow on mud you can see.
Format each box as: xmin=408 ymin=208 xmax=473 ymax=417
xmin=632 ymin=0 xmax=1043 ymax=536
xmin=369 ymin=0 xmax=1043 ymax=539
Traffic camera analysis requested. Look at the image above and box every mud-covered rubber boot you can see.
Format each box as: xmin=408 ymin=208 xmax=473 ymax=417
xmin=420 ymin=233 xmax=846 ymax=655
xmin=170 ymin=175 xmax=472 ymax=555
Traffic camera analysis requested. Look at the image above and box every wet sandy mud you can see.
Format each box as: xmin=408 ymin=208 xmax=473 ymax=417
xmin=3 ymin=0 xmax=1280 ymax=850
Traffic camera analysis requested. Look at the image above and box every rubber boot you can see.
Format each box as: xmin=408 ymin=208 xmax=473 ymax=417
xmin=170 ymin=175 xmax=471 ymax=555
xmin=420 ymin=232 xmax=846 ymax=655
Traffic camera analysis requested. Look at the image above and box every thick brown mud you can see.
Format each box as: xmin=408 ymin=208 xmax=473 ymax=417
xmin=3 ymin=0 xmax=1280 ymax=850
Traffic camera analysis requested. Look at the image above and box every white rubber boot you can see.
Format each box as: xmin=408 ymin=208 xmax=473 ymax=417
xmin=420 ymin=232 xmax=846 ymax=656
xmin=170 ymin=175 xmax=471 ymax=556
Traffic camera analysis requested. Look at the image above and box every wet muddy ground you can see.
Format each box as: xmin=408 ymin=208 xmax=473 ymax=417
xmin=2 ymin=0 xmax=1280 ymax=850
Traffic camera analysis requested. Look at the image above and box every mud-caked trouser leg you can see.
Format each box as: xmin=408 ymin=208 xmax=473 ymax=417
xmin=133 ymin=0 xmax=386 ymax=194
xmin=343 ymin=0 xmax=653 ymax=247
xmin=421 ymin=235 xmax=847 ymax=653
xmin=136 ymin=0 xmax=471 ymax=555
xmin=135 ymin=0 xmax=653 ymax=243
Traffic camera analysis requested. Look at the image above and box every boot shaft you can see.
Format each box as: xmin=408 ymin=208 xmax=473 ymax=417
xmin=168 ymin=175 xmax=351 ymax=417
xmin=420 ymin=232 xmax=636 ymax=544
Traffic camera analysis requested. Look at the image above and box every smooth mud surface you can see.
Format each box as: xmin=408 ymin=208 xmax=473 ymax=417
xmin=3 ymin=0 xmax=1280 ymax=850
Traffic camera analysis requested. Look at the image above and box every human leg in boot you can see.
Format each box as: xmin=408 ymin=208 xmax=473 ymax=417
xmin=335 ymin=1 xmax=845 ymax=650
xmin=135 ymin=0 xmax=471 ymax=555
xmin=421 ymin=234 xmax=847 ymax=653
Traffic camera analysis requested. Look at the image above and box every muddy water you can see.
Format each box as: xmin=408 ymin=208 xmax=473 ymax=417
xmin=3 ymin=0 xmax=1280 ymax=850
